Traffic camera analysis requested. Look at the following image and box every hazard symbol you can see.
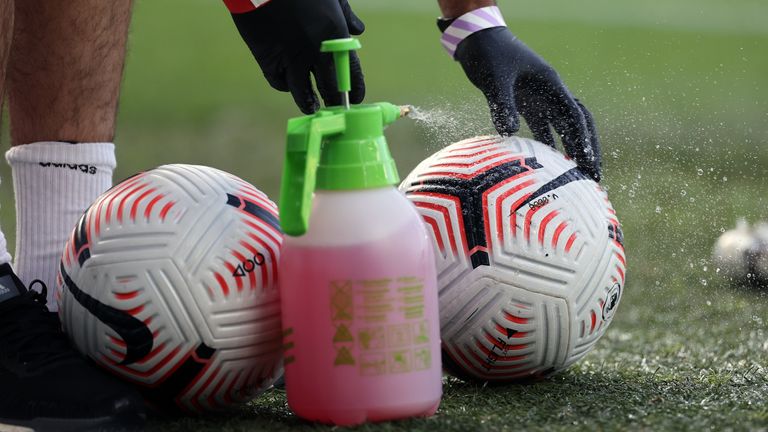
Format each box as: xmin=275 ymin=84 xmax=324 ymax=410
xmin=333 ymin=324 xmax=354 ymax=343
xmin=334 ymin=346 xmax=356 ymax=366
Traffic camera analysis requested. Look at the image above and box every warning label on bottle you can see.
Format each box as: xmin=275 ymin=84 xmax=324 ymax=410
xmin=329 ymin=277 xmax=431 ymax=374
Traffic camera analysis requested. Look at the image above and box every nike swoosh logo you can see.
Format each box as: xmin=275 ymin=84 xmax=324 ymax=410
xmin=511 ymin=167 xmax=589 ymax=213
xmin=60 ymin=263 xmax=153 ymax=365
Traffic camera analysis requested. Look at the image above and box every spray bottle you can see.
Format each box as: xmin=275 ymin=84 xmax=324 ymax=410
xmin=278 ymin=38 xmax=442 ymax=425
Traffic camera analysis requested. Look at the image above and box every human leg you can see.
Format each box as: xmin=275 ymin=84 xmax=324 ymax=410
xmin=0 ymin=1 xmax=146 ymax=429
xmin=6 ymin=0 xmax=132 ymax=306
xmin=0 ymin=0 xmax=12 ymax=102
xmin=7 ymin=0 xmax=131 ymax=144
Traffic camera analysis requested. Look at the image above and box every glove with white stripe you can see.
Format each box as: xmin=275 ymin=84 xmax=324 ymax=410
xmin=439 ymin=6 xmax=602 ymax=181
xmin=225 ymin=0 xmax=366 ymax=114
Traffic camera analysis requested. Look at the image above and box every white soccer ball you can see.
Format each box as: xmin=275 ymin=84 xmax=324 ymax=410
xmin=57 ymin=164 xmax=283 ymax=412
xmin=713 ymin=220 xmax=768 ymax=287
xmin=400 ymin=136 xmax=626 ymax=381
xmin=712 ymin=219 xmax=754 ymax=284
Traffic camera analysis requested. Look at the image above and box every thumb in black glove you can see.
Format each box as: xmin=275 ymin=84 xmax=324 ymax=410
xmin=455 ymin=27 xmax=602 ymax=182
xmin=230 ymin=0 xmax=365 ymax=114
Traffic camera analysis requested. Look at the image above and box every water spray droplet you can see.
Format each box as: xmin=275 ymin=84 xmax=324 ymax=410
xmin=403 ymin=103 xmax=495 ymax=148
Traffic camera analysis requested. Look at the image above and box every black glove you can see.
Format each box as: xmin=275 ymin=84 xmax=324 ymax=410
xmin=231 ymin=0 xmax=365 ymax=114
xmin=452 ymin=26 xmax=601 ymax=181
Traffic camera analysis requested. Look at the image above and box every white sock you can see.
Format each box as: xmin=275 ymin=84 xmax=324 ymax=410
xmin=6 ymin=142 xmax=116 ymax=310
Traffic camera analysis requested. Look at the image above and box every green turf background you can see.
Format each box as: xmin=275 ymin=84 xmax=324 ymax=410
xmin=2 ymin=0 xmax=767 ymax=430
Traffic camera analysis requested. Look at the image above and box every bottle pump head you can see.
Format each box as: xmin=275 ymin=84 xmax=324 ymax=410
xmin=279 ymin=38 xmax=408 ymax=237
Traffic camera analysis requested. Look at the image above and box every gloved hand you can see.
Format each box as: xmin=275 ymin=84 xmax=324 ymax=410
xmin=230 ymin=0 xmax=366 ymax=114
xmin=454 ymin=27 xmax=601 ymax=181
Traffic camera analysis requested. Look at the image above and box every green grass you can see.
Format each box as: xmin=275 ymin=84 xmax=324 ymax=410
xmin=3 ymin=0 xmax=768 ymax=430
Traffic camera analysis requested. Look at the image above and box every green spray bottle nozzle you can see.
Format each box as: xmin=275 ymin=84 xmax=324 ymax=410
xmin=279 ymin=38 xmax=408 ymax=237
xmin=320 ymin=38 xmax=361 ymax=109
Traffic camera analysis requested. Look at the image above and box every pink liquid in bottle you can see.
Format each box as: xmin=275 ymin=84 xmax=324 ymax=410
xmin=280 ymin=193 xmax=442 ymax=426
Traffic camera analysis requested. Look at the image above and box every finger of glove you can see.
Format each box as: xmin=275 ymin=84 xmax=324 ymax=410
xmin=576 ymin=99 xmax=602 ymax=181
xmin=523 ymin=112 xmax=556 ymax=147
xmin=548 ymin=90 xmax=599 ymax=180
xmin=485 ymin=86 xmax=520 ymax=136
xmin=314 ymin=54 xmax=343 ymax=107
xmin=339 ymin=0 xmax=365 ymax=35
xmin=517 ymin=94 xmax=556 ymax=147
xmin=263 ymin=69 xmax=290 ymax=92
xmin=287 ymin=68 xmax=320 ymax=114
xmin=349 ymin=51 xmax=365 ymax=104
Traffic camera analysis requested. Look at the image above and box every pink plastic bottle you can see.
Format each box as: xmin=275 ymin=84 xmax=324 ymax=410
xmin=277 ymin=37 xmax=441 ymax=427
xmin=280 ymin=189 xmax=442 ymax=425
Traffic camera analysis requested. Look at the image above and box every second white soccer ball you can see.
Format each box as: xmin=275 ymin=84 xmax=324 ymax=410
xmin=400 ymin=136 xmax=626 ymax=381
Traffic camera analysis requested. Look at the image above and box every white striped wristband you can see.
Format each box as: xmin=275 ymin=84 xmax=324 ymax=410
xmin=440 ymin=6 xmax=507 ymax=59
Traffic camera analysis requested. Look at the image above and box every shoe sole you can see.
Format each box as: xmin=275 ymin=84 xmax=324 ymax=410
xmin=0 ymin=423 xmax=33 ymax=432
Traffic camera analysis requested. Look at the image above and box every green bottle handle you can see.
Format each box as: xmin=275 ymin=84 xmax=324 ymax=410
xmin=279 ymin=113 xmax=346 ymax=236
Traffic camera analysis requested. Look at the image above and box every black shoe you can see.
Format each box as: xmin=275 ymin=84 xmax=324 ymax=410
xmin=0 ymin=263 xmax=146 ymax=431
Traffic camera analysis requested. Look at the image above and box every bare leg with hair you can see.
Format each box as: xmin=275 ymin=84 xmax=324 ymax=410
xmin=0 ymin=0 xmax=14 ymax=118
xmin=0 ymin=0 xmax=11 ymax=83
xmin=8 ymin=0 xmax=132 ymax=145
xmin=5 ymin=0 xmax=131 ymax=304
xmin=0 ymin=0 xmax=13 ymax=114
